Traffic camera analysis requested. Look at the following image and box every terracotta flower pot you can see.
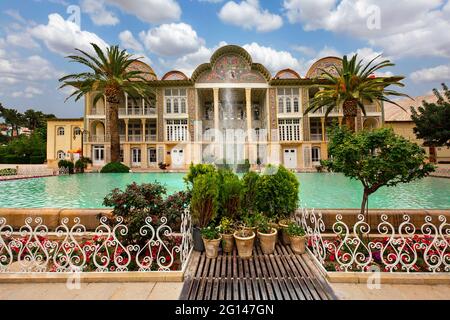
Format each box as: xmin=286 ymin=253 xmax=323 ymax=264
xmin=233 ymin=230 xmax=255 ymax=259
xmin=278 ymin=220 xmax=291 ymax=245
xmin=202 ymin=235 xmax=222 ymax=259
xmin=221 ymin=233 xmax=235 ymax=254
xmin=289 ymin=235 xmax=306 ymax=254
xmin=257 ymin=228 xmax=278 ymax=255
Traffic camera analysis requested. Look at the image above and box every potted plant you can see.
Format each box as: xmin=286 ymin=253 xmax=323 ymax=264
xmin=233 ymin=225 xmax=255 ymax=259
xmin=201 ymin=226 xmax=222 ymax=259
xmin=256 ymin=216 xmax=278 ymax=255
xmin=278 ymin=218 xmax=294 ymax=245
xmin=242 ymin=212 xmax=261 ymax=234
xmin=218 ymin=217 xmax=235 ymax=254
xmin=191 ymin=172 xmax=219 ymax=252
xmin=286 ymin=222 xmax=306 ymax=254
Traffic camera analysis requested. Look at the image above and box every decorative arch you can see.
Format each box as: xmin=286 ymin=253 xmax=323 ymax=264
xmin=363 ymin=117 xmax=379 ymax=131
xmin=274 ymin=69 xmax=301 ymax=80
xmin=90 ymin=120 xmax=105 ymax=136
xmin=192 ymin=45 xmax=271 ymax=83
xmin=306 ymin=57 xmax=342 ymax=79
xmin=161 ymin=70 xmax=189 ymax=81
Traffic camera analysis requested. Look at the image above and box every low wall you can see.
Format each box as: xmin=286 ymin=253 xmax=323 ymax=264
xmin=0 ymin=208 xmax=112 ymax=230
xmin=297 ymin=208 xmax=450 ymax=231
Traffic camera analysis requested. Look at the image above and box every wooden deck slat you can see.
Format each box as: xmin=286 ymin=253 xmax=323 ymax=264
xmin=180 ymin=243 xmax=336 ymax=301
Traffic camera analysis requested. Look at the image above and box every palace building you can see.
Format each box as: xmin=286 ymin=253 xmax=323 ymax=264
xmin=46 ymin=45 xmax=384 ymax=170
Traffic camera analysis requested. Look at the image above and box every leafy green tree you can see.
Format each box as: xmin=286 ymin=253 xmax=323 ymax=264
xmin=304 ymin=54 xmax=410 ymax=131
xmin=59 ymin=43 xmax=156 ymax=162
xmin=0 ymin=104 xmax=24 ymax=137
xmin=254 ymin=165 xmax=299 ymax=221
xmin=323 ymin=126 xmax=435 ymax=216
xmin=411 ymin=83 xmax=450 ymax=163
xmin=217 ymin=169 xmax=242 ymax=221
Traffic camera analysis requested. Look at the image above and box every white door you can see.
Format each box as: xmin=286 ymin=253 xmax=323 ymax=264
xmin=312 ymin=147 xmax=321 ymax=166
xmin=171 ymin=148 xmax=184 ymax=167
xmin=284 ymin=149 xmax=297 ymax=169
xmin=131 ymin=148 xmax=141 ymax=167
xmin=92 ymin=145 xmax=105 ymax=166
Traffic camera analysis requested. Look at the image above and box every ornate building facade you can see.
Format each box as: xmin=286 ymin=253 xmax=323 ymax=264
xmin=47 ymin=45 xmax=383 ymax=170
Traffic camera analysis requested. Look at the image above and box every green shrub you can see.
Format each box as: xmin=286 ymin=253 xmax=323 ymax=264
xmin=217 ymin=217 xmax=235 ymax=235
xmin=191 ymin=172 xmax=219 ymax=228
xmin=161 ymin=191 xmax=191 ymax=230
xmin=3 ymin=155 xmax=28 ymax=164
xmin=0 ymin=168 xmax=17 ymax=176
xmin=241 ymin=171 xmax=260 ymax=215
xmin=58 ymin=160 xmax=74 ymax=174
xmin=254 ymin=165 xmax=299 ymax=221
xmin=236 ymin=159 xmax=251 ymax=173
xmin=217 ymin=169 xmax=242 ymax=220
xmin=30 ymin=155 xmax=45 ymax=164
xmin=104 ymin=182 xmax=167 ymax=245
xmin=100 ymin=162 xmax=130 ymax=173
xmin=75 ymin=157 xmax=92 ymax=173
xmin=184 ymin=163 xmax=216 ymax=188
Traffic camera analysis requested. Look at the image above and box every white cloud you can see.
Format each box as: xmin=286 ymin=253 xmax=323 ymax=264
xmin=0 ymin=55 xmax=61 ymax=82
xmin=12 ymin=86 xmax=44 ymax=99
xmin=119 ymin=30 xmax=144 ymax=52
xmin=243 ymin=42 xmax=300 ymax=74
xmin=410 ymin=65 xmax=450 ymax=83
xmin=139 ymin=23 xmax=205 ymax=57
xmin=105 ymin=0 xmax=181 ymax=24
xmin=170 ymin=41 xmax=228 ymax=76
xmin=219 ymin=0 xmax=283 ymax=32
xmin=30 ymin=13 xmax=108 ymax=56
xmin=81 ymin=0 xmax=120 ymax=26
xmin=283 ymin=0 xmax=450 ymax=58
xmin=292 ymin=45 xmax=316 ymax=57
xmin=6 ymin=32 xmax=40 ymax=49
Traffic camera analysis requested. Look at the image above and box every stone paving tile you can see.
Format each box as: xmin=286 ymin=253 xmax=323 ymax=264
xmin=110 ymin=282 xmax=156 ymax=300
xmin=331 ymin=283 xmax=450 ymax=300
xmin=147 ymin=282 xmax=183 ymax=300
xmin=73 ymin=283 xmax=122 ymax=300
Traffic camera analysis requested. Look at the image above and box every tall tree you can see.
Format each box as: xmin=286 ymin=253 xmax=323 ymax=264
xmin=411 ymin=83 xmax=450 ymax=163
xmin=305 ymin=54 xmax=410 ymax=131
xmin=59 ymin=43 xmax=155 ymax=162
xmin=323 ymin=126 xmax=435 ymax=217
xmin=0 ymin=104 xmax=24 ymax=137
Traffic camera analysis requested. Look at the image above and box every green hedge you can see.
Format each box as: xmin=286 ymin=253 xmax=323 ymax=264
xmin=30 ymin=155 xmax=45 ymax=164
xmin=100 ymin=162 xmax=130 ymax=173
xmin=2 ymin=155 xmax=29 ymax=164
xmin=0 ymin=168 xmax=17 ymax=176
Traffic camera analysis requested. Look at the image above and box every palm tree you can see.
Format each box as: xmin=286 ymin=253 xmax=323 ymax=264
xmin=304 ymin=54 xmax=410 ymax=131
xmin=59 ymin=43 xmax=155 ymax=162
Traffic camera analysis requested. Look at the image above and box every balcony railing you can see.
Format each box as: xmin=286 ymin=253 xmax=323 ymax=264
xmin=364 ymin=104 xmax=380 ymax=113
xmin=128 ymin=135 xmax=142 ymax=142
xmin=310 ymin=133 xmax=323 ymax=141
xmin=310 ymin=106 xmax=343 ymax=115
xmin=146 ymin=134 xmax=157 ymax=142
xmin=90 ymin=107 xmax=105 ymax=116
xmin=87 ymin=135 xmax=107 ymax=143
xmin=119 ymin=108 xmax=157 ymax=116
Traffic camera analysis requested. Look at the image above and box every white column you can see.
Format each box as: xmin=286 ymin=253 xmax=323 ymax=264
xmin=245 ymin=88 xmax=255 ymax=163
xmin=142 ymin=119 xmax=146 ymax=142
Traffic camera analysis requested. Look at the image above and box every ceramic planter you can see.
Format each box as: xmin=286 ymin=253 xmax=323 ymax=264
xmin=202 ymin=235 xmax=222 ymax=259
xmin=193 ymin=227 xmax=205 ymax=252
xmin=257 ymin=228 xmax=278 ymax=255
xmin=289 ymin=235 xmax=306 ymax=254
xmin=278 ymin=220 xmax=291 ymax=245
xmin=221 ymin=233 xmax=235 ymax=253
xmin=233 ymin=230 xmax=255 ymax=259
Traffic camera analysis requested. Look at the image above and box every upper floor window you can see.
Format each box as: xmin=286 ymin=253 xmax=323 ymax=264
xmin=57 ymin=150 xmax=65 ymax=159
xmin=57 ymin=127 xmax=65 ymax=136
xmin=165 ymin=88 xmax=188 ymax=114
xmin=74 ymin=127 xmax=81 ymax=136
xmin=278 ymin=118 xmax=302 ymax=141
xmin=277 ymin=88 xmax=300 ymax=114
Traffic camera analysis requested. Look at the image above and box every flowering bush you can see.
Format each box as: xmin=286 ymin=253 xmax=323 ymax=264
xmin=310 ymin=234 xmax=450 ymax=273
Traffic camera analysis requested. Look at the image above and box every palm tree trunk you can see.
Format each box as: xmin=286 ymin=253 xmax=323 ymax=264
xmin=108 ymin=102 xmax=121 ymax=163
xmin=429 ymin=146 xmax=437 ymax=163
xmin=343 ymin=99 xmax=358 ymax=132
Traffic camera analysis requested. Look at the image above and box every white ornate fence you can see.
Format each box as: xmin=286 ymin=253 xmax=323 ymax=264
xmin=0 ymin=210 xmax=192 ymax=273
xmin=297 ymin=208 xmax=450 ymax=273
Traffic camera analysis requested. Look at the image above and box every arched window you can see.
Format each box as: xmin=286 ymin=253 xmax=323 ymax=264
xmin=286 ymin=98 xmax=292 ymax=113
xmin=57 ymin=127 xmax=65 ymax=136
xmin=57 ymin=150 xmax=65 ymax=160
xmin=181 ymin=98 xmax=186 ymax=114
xmin=293 ymin=98 xmax=299 ymax=113
xmin=278 ymin=98 xmax=284 ymax=113
xmin=166 ymin=98 xmax=172 ymax=113
xmin=74 ymin=127 xmax=81 ymax=136
xmin=173 ymin=98 xmax=179 ymax=113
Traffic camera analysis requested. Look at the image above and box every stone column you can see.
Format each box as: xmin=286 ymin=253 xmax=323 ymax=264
xmin=245 ymin=88 xmax=255 ymax=163
xmin=124 ymin=119 xmax=129 ymax=142
xmin=141 ymin=118 xmax=146 ymax=143
xmin=321 ymin=117 xmax=326 ymax=142
xmin=213 ymin=88 xmax=220 ymax=160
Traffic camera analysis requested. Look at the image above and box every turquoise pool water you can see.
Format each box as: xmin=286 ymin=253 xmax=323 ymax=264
xmin=0 ymin=173 xmax=449 ymax=209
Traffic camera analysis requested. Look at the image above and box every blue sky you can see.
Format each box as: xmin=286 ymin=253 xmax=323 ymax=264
xmin=0 ymin=0 xmax=449 ymax=118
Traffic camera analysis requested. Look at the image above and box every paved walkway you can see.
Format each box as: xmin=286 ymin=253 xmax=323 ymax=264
xmin=332 ymin=283 xmax=450 ymax=300
xmin=0 ymin=282 xmax=183 ymax=300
